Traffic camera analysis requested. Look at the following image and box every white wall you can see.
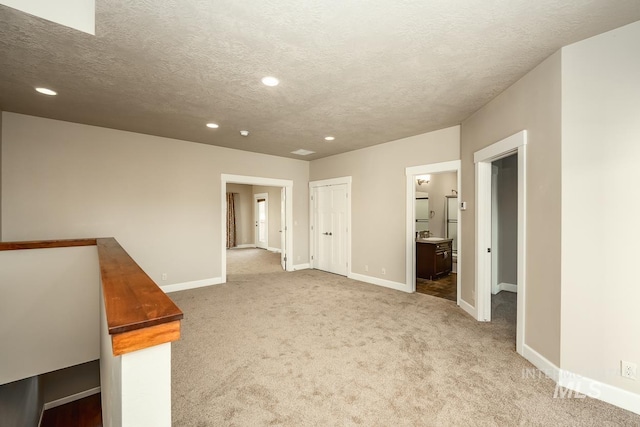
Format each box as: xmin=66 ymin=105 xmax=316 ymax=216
xmin=310 ymin=126 xmax=459 ymax=285
xmin=1 ymin=113 xmax=309 ymax=287
xmin=0 ymin=0 xmax=95 ymax=34
xmin=0 ymin=246 xmax=100 ymax=385
xmin=561 ymin=21 xmax=640 ymax=397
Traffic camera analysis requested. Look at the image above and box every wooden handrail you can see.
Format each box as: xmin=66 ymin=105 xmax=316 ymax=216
xmin=0 ymin=238 xmax=97 ymax=251
xmin=0 ymin=237 xmax=183 ymax=356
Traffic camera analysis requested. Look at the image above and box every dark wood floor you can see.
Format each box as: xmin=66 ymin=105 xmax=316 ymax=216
xmin=40 ymin=393 xmax=102 ymax=427
xmin=416 ymin=273 xmax=457 ymax=301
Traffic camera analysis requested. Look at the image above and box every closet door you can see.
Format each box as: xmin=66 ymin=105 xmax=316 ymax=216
xmin=314 ymin=184 xmax=347 ymax=276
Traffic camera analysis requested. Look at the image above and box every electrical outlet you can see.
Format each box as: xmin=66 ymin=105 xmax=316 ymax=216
xmin=381 ymin=268 xmax=386 ymax=275
xmin=161 ymin=273 xmax=167 ymax=281
xmin=365 ymin=265 xmax=368 ymax=272
xmin=621 ymin=361 xmax=637 ymax=380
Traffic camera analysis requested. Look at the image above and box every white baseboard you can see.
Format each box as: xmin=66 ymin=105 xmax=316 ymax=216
xmin=522 ymin=344 xmax=561 ymax=382
xmin=233 ymin=244 xmax=255 ymax=249
xmin=458 ymin=298 xmax=477 ymax=319
xmin=522 ymin=344 xmax=640 ymax=415
xmin=558 ymin=370 xmax=640 ymax=415
xmin=162 ymin=277 xmax=223 ymax=293
xmin=348 ymin=272 xmax=410 ymax=293
xmin=293 ymin=263 xmax=310 ymax=270
xmin=268 ymin=247 xmax=282 ymax=253
xmin=43 ymin=386 xmax=101 ymax=411
xmin=497 ymin=282 xmax=518 ymax=293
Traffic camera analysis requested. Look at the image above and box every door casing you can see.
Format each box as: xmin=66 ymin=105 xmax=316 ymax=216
xmin=474 ymin=130 xmax=527 ymax=356
xmin=405 ymin=161 xmax=461 ymax=297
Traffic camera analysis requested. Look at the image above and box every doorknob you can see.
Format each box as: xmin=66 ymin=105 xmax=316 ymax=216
xmin=322 ymin=232 xmax=333 ymax=236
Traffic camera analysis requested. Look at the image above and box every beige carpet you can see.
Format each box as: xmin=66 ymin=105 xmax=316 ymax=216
xmin=226 ymin=248 xmax=284 ymax=278
xmin=170 ymin=261 xmax=640 ymax=425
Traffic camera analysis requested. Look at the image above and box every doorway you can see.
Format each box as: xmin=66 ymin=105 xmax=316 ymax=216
xmin=413 ymin=171 xmax=459 ymax=302
xmin=221 ymin=174 xmax=294 ymax=283
xmin=474 ymin=130 xmax=526 ymax=355
xmin=254 ymin=193 xmax=268 ymax=249
xmin=405 ymin=161 xmax=461 ymax=300
xmin=309 ymin=177 xmax=352 ymax=276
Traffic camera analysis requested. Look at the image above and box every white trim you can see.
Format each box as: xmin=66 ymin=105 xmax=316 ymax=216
xmin=222 ymin=174 xmax=294 ymax=282
xmin=557 ymin=371 xmax=640 ymax=415
xmin=267 ymin=247 xmax=282 ymax=253
xmin=491 ymin=165 xmax=499 ymax=296
xmin=233 ymin=244 xmax=256 ymax=249
xmin=349 ymin=272 xmax=410 ymax=293
xmin=522 ymin=344 xmax=561 ymax=383
xmin=521 ymin=344 xmax=640 ymax=415
xmin=309 ymin=176 xmax=353 ymax=187
xmin=309 ymin=177 xmax=352 ymax=276
xmin=293 ymin=263 xmax=310 ymax=270
xmin=161 ymin=277 xmax=223 ymax=293
xmin=458 ymin=298 xmax=477 ymax=319
xmin=405 ymin=160 xmax=462 ymax=308
xmin=474 ymin=130 xmax=527 ymax=355
xmin=474 ymin=131 xmax=523 ymax=163
xmin=495 ymin=282 xmax=518 ymax=293
xmin=42 ymin=386 xmax=101 ymax=411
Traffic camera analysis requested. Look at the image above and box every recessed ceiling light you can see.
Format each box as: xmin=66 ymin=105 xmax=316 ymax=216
xmin=261 ymin=76 xmax=279 ymax=87
xmin=35 ymin=87 xmax=57 ymax=96
xmin=324 ymin=136 xmax=335 ymax=141
xmin=206 ymin=123 xmax=219 ymax=129
xmin=291 ymin=149 xmax=315 ymax=156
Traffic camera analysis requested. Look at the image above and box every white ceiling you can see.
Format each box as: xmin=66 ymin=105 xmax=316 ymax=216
xmin=1 ymin=1 xmax=639 ymax=160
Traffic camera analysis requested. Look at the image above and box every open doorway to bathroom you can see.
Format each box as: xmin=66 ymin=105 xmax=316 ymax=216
xmin=414 ymin=171 xmax=458 ymax=301
xmin=405 ymin=160 xmax=461 ymax=305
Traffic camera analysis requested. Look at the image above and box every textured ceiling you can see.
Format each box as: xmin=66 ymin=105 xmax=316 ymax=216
xmin=1 ymin=1 xmax=639 ymax=160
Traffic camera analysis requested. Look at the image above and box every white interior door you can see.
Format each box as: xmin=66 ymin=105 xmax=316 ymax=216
xmin=280 ymin=188 xmax=286 ymax=270
xmin=254 ymin=193 xmax=268 ymax=249
xmin=314 ymin=184 xmax=347 ymax=275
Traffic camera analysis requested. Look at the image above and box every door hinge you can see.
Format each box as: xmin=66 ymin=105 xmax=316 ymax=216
xmin=311 ymin=225 xmax=314 ymax=230
xmin=487 ymin=248 xmax=491 ymax=253
xmin=311 ymin=195 xmax=314 ymax=201
xmin=284 ymin=256 xmax=287 ymax=262
xmin=311 ymin=255 xmax=314 ymax=260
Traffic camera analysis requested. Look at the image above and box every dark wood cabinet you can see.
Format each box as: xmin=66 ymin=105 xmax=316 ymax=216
xmin=416 ymin=240 xmax=453 ymax=280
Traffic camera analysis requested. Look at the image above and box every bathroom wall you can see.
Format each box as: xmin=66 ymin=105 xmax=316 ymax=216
xmin=414 ymin=171 xmax=457 ymax=239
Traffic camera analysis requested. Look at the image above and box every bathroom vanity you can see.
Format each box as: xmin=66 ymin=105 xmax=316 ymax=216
xmin=416 ymin=238 xmax=453 ymax=280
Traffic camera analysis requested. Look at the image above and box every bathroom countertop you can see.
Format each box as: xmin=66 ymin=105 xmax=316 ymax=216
xmin=415 ymin=238 xmax=453 ymax=244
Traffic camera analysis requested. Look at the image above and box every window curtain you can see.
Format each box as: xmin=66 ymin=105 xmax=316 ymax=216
xmin=226 ymin=193 xmax=237 ymax=248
